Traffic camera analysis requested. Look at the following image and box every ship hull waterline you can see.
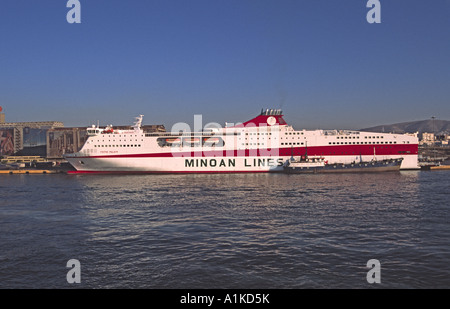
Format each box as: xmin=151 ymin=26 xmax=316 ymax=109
xmin=65 ymin=154 xmax=416 ymax=174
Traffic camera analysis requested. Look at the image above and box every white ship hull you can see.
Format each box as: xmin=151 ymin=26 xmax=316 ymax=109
xmin=66 ymin=154 xmax=418 ymax=173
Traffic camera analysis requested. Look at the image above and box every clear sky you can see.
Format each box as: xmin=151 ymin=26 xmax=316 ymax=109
xmin=1 ymin=0 xmax=449 ymax=130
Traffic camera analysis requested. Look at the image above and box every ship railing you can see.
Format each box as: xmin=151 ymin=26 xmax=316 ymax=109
xmin=261 ymin=108 xmax=282 ymax=116
xmin=323 ymin=130 xmax=361 ymax=136
xmin=144 ymin=132 xmax=240 ymax=137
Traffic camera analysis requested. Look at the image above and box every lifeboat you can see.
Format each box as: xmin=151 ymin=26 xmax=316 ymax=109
xmin=102 ymin=125 xmax=114 ymax=134
xmin=203 ymin=137 xmax=220 ymax=144
xmin=165 ymin=138 xmax=181 ymax=144
xmin=183 ymin=138 xmax=200 ymax=144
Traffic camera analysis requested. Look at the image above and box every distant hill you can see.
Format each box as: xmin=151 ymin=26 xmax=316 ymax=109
xmin=360 ymin=119 xmax=450 ymax=135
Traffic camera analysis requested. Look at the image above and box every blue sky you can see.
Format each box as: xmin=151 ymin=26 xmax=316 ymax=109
xmin=1 ymin=0 xmax=449 ymax=130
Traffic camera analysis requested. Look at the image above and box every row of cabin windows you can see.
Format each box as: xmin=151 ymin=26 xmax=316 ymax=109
xmin=94 ymin=144 xmax=141 ymax=148
xmin=338 ymin=136 xmax=359 ymax=139
xmin=97 ymin=139 xmax=143 ymax=142
xmin=245 ymin=132 xmax=307 ymax=136
xmin=281 ymin=142 xmax=304 ymax=145
xmin=336 ymin=136 xmax=384 ymax=139
xmin=102 ymin=135 xmax=141 ymax=138
xmin=246 ymin=138 xmax=272 ymax=140
xmin=329 ymin=141 xmax=396 ymax=145
xmin=246 ymin=133 xmax=390 ymax=139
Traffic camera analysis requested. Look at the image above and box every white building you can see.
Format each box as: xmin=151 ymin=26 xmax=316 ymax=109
xmin=420 ymin=132 xmax=435 ymax=145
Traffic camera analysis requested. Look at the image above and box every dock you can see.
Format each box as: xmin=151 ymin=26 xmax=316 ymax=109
xmin=430 ymin=165 xmax=450 ymax=170
xmin=0 ymin=169 xmax=63 ymax=174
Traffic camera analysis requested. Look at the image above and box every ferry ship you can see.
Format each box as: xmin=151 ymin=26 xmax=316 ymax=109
xmin=65 ymin=109 xmax=419 ymax=173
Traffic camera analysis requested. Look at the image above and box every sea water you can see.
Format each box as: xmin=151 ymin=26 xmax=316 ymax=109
xmin=0 ymin=171 xmax=449 ymax=288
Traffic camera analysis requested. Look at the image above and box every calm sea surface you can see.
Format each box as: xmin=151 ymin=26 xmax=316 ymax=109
xmin=0 ymin=171 xmax=449 ymax=289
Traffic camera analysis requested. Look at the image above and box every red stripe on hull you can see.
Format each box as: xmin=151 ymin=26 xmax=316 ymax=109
xmin=66 ymin=170 xmax=270 ymax=175
xmin=71 ymin=144 xmax=418 ymax=159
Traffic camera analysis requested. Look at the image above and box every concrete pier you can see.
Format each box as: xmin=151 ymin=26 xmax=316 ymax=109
xmin=0 ymin=169 xmax=62 ymax=174
xmin=430 ymin=165 xmax=450 ymax=170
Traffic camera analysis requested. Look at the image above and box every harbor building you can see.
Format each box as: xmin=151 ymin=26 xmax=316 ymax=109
xmin=420 ymin=132 xmax=435 ymax=145
xmin=1 ymin=106 xmax=64 ymax=156
xmin=0 ymin=121 xmax=64 ymax=156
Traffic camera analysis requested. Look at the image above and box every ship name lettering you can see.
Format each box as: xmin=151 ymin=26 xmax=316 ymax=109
xmin=185 ymin=158 xmax=283 ymax=168
xmin=185 ymin=158 xmax=236 ymax=168
xmin=245 ymin=158 xmax=279 ymax=167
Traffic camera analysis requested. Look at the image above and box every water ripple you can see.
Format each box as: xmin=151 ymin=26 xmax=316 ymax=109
xmin=0 ymin=171 xmax=449 ymax=288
